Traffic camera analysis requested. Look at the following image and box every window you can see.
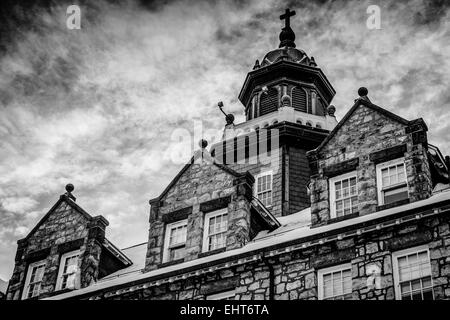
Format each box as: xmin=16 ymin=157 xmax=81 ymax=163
xmin=392 ymin=246 xmax=434 ymax=300
xmin=22 ymin=260 xmax=46 ymax=299
xmin=163 ymin=220 xmax=188 ymax=263
xmin=376 ymin=158 xmax=408 ymax=205
xmin=206 ymin=290 xmax=235 ymax=300
xmin=203 ymin=209 xmax=228 ymax=252
xmin=318 ymin=264 xmax=352 ymax=300
xmin=255 ymin=171 xmax=273 ymax=207
xmin=329 ymin=172 xmax=358 ymax=218
xmin=56 ymin=249 xmax=81 ymax=291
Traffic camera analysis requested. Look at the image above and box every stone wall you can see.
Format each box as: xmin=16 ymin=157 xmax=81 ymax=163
xmin=87 ymin=208 xmax=450 ymax=300
xmin=308 ymin=103 xmax=432 ymax=226
xmin=145 ymin=160 xmax=255 ymax=271
xmin=7 ymin=197 xmax=107 ymax=300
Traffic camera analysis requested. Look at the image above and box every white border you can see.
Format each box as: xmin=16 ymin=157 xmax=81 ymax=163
xmin=55 ymin=249 xmax=82 ymax=291
xmin=22 ymin=259 xmax=46 ymax=300
xmin=391 ymin=244 xmax=432 ymax=300
xmin=329 ymin=171 xmax=358 ymax=219
xmin=376 ymin=157 xmax=408 ymax=205
xmin=317 ymin=263 xmax=352 ymax=300
xmin=162 ymin=219 xmax=188 ymax=263
xmin=202 ymin=208 xmax=228 ymax=253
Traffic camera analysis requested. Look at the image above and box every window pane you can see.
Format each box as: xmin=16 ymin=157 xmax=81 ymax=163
xmin=321 ymin=267 xmax=351 ymax=300
xmin=396 ymin=250 xmax=433 ymax=301
xmin=333 ymin=176 xmax=358 ymax=217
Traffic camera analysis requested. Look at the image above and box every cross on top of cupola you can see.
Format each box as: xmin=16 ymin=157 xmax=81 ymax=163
xmin=280 ymin=8 xmax=295 ymax=28
xmin=279 ymin=8 xmax=296 ymax=48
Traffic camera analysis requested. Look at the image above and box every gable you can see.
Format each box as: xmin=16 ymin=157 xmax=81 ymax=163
xmin=316 ymin=101 xmax=413 ymax=166
xmin=154 ymin=150 xmax=245 ymax=210
xmin=159 ymin=160 xmax=240 ymax=212
xmin=25 ymin=197 xmax=91 ymax=249
xmin=315 ymin=100 xmax=410 ymax=155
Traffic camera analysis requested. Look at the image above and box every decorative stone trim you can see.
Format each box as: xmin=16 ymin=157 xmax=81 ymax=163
xmin=310 ymin=248 xmax=353 ymax=269
xmin=24 ymin=247 xmax=51 ymax=263
xmin=57 ymin=238 xmax=85 ymax=254
xmin=369 ymin=144 xmax=407 ymax=164
xmin=161 ymin=206 xmax=193 ymax=223
xmin=199 ymin=276 xmax=239 ymax=295
xmin=385 ymin=230 xmax=433 ymax=251
xmin=199 ymin=197 xmax=231 ymax=214
xmin=323 ymin=157 xmax=359 ymax=178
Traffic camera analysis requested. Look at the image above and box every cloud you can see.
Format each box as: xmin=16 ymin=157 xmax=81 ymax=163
xmin=0 ymin=0 xmax=449 ymax=280
xmin=1 ymin=197 xmax=39 ymax=214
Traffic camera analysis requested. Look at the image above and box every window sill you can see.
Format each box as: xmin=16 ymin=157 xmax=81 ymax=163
xmin=158 ymin=258 xmax=185 ymax=268
xmin=198 ymin=247 xmax=226 ymax=258
xmin=377 ymin=198 xmax=410 ymax=211
xmin=327 ymin=212 xmax=360 ymax=225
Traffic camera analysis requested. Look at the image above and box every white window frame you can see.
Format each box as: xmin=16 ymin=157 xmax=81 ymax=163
xmin=162 ymin=219 xmax=188 ymax=263
xmin=317 ymin=263 xmax=352 ymax=300
xmin=392 ymin=245 xmax=434 ymax=300
xmin=206 ymin=289 xmax=235 ymax=300
xmin=55 ymin=249 xmax=81 ymax=291
xmin=329 ymin=171 xmax=358 ymax=219
xmin=202 ymin=208 xmax=228 ymax=253
xmin=376 ymin=157 xmax=408 ymax=206
xmin=22 ymin=259 xmax=46 ymax=300
xmin=254 ymin=170 xmax=273 ymax=208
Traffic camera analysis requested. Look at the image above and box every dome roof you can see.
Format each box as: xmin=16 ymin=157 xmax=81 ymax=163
xmin=259 ymin=46 xmax=316 ymax=68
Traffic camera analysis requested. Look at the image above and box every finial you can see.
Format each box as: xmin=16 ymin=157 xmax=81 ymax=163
xmin=65 ymin=183 xmax=76 ymax=201
xmin=199 ymin=139 xmax=208 ymax=149
xmin=327 ymin=105 xmax=336 ymax=116
xmin=253 ymin=59 xmax=260 ymax=70
xmin=358 ymin=87 xmax=368 ymax=97
xmin=279 ymin=8 xmax=296 ymax=48
xmin=357 ymin=87 xmax=371 ymax=102
xmin=309 ymin=56 xmax=317 ymax=67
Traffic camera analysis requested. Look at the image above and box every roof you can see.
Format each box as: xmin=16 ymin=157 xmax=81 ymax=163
xmin=100 ymin=242 xmax=147 ymax=282
xmin=45 ymin=187 xmax=450 ymax=300
xmin=312 ymin=98 xmax=422 ymax=155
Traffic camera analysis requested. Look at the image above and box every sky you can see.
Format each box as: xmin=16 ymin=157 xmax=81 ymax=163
xmin=0 ymin=0 xmax=449 ymax=281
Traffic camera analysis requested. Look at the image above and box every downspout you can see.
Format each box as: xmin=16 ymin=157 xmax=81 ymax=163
xmin=262 ymin=254 xmax=275 ymax=300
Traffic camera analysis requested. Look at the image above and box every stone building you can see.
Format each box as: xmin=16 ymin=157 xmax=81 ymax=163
xmin=6 ymin=9 xmax=450 ymax=301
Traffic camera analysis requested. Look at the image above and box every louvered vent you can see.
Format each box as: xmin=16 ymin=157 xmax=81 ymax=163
xmin=259 ymin=88 xmax=278 ymax=116
xmin=292 ymin=87 xmax=307 ymax=112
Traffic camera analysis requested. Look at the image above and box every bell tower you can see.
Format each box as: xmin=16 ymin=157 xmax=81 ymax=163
xmin=212 ymin=8 xmax=338 ymax=217
xmin=238 ymin=8 xmax=337 ymax=131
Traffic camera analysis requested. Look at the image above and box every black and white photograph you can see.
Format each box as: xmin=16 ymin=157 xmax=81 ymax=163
xmin=0 ymin=0 xmax=449 ymax=312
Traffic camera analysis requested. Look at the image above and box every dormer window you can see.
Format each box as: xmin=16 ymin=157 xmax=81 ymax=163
xmin=329 ymin=172 xmax=358 ymax=218
xmin=163 ymin=220 xmax=187 ymax=262
xmin=376 ymin=158 xmax=408 ymax=205
xmin=255 ymin=171 xmax=273 ymax=207
xmin=202 ymin=209 xmax=228 ymax=252
xmin=56 ymin=249 xmax=81 ymax=291
xmin=22 ymin=260 xmax=46 ymax=299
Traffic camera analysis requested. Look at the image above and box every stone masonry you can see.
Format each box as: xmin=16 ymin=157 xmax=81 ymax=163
xmin=308 ymin=101 xmax=432 ymax=226
xmin=7 ymin=196 xmax=108 ymax=300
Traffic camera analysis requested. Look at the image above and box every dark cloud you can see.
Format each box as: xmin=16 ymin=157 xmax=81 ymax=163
xmin=0 ymin=0 xmax=449 ymax=281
